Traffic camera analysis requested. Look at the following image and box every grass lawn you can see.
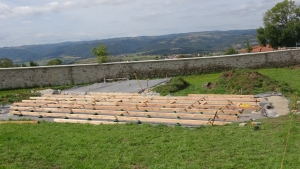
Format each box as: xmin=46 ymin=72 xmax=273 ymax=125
xmin=173 ymin=73 xmax=221 ymax=96
xmin=0 ymin=114 xmax=299 ymax=168
xmin=1 ymin=67 xmax=300 ymax=168
xmin=257 ymin=67 xmax=300 ymax=92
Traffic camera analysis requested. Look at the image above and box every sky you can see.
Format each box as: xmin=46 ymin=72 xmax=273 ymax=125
xmin=0 ymin=0 xmax=299 ymax=47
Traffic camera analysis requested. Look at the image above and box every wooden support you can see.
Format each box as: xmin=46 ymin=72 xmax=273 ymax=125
xmin=33 ymin=95 xmax=263 ymax=101
xmin=0 ymin=121 xmax=39 ymax=124
xmin=188 ymin=94 xmax=256 ymax=98
xmin=22 ymin=99 xmax=259 ymax=107
xmin=13 ymin=102 xmax=258 ymax=111
xmin=10 ymin=106 xmax=239 ymax=121
xmin=10 ymin=110 xmax=231 ymax=126
xmin=16 ymin=94 xmax=258 ymax=126
xmin=54 ymin=119 xmax=126 ymax=125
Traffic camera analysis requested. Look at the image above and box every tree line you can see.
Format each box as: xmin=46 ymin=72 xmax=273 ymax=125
xmin=0 ymin=58 xmax=62 ymax=68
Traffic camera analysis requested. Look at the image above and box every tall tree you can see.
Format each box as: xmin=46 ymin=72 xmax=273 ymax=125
xmin=46 ymin=59 xmax=63 ymax=66
xmin=29 ymin=61 xmax=39 ymax=67
xmin=224 ymin=47 xmax=239 ymax=55
xmin=257 ymin=0 xmax=300 ymax=48
xmin=0 ymin=58 xmax=14 ymax=68
xmin=245 ymin=39 xmax=253 ymax=53
xmin=91 ymin=44 xmax=110 ymax=63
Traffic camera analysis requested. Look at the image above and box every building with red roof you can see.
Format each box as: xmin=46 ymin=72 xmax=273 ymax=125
xmin=239 ymin=44 xmax=276 ymax=53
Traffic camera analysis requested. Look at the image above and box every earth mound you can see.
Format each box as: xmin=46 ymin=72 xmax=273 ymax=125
xmin=213 ymin=69 xmax=295 ymax=95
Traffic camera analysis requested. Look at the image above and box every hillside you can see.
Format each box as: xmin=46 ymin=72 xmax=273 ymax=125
xmin=0 ymin=29 xmax=257 ymax=63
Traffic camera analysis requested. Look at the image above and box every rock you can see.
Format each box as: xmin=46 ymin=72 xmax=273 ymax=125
xmin=37 ymin=89 xmax=61 ymax=95
xmin=260 ymin=103 xmax=278 ymax=117
xmin=259 ymin=98 xmax=270 ymax=107
xmin=239 ymin=123 xmax=247 ymax=127
xmin=0 ymin=105 xmax=10 ymax=114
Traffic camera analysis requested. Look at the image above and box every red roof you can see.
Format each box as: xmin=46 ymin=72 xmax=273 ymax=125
xmin=239 ymin=45 xmax=275 ymax=53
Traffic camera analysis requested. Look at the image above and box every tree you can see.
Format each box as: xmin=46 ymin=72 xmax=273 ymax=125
xmin=257 ymin=0 xmax=300 ymax=48
xmin=0 ymin=58 xmax=14 ymax=68
xmin=224 ymin=47 xmax=239 ymax=55
xmin=46 ymin=59 xmax=63 ymax=66
xmin=29 ymin=61 xmax=39 ymax=66
xmin=245 ymin=39 xmax=253 ymax=53
xmin=91 ymin=44 xmax=110 ymax=63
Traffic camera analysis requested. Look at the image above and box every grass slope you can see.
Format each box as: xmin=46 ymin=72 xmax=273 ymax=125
xmin=171 ymin=68 xmax=299 ymax=98
xmin=0 ymin=115 xmax=299 ymax=168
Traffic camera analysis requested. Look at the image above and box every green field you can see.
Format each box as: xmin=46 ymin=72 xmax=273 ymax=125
xmin=1 ymin=67 xmax=300 ymax=168
xmin=0 ymin=116 xmax=299 ymax=168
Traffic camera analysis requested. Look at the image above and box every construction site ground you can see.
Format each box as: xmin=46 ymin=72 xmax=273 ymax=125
xmin=0 ymin=78 xmax=290 ymax=126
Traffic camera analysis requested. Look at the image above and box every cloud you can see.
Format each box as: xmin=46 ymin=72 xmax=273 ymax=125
xmin=132 ymin=11 xmax=172 ymax=21
xmin=22 ymin=20 xmax=32 ymax=24
xmin=0 ymin=3 xmax=11 ymax=18
xmin=0 ymin=0 xmax=136 ymax=18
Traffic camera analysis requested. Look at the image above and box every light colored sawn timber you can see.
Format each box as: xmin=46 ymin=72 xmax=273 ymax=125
xmin=54 ymin=119 xmax=126 ymax=125
xmin=10 ymin=111 xmax=230 ymax=126
xmin=10 ymin=106 xmax=239 ymax=120
xmin=0 ymin=121 xmax=39 ymax=124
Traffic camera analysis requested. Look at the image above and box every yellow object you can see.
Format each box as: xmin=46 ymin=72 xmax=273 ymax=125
xmin=240 ymin=104 xmax=250 ymax=107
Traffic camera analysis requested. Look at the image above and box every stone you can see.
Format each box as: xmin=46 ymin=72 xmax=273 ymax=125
xmin=239 ymin=123 xmax=247 ymax=127
xmin=37 ymin=89 xmax=60 ymax=95
xmin=259 ymin=98 xmax=270 ymax=107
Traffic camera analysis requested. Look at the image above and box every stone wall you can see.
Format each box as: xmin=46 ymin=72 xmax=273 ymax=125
xmin=1 ymin=49 xmax=300 ymax=89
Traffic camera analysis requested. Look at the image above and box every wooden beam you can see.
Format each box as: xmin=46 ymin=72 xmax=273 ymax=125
xmin=10 ymin=106 xmax=243 ymax=114
xmin=22 ymin=98 xmax=258 ymax=105
xmin=0 ymin=121 xmax=39 ymax=124
xmin=13 ymin=102 xmax=259 ymax=111
xmin=30 ymin=96 xmax=262 ymax=102
xmin=10 ymin=106 xmax=239 ymax=121
xmin=32 ymin=95 xmax=262 ymax=101
xmin=54 ymin=119 xmax=126 ymax=125
xmin=188 ymin=94 xmax=256 ymax=97
xmin=21 ymin=99 xmax=259 ymax=107
xmin=10 ymin=111 xmax=231 ymax=126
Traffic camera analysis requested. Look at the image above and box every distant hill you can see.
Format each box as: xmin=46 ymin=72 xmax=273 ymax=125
xmin=0 ymin=29 xmax=257 ymax=63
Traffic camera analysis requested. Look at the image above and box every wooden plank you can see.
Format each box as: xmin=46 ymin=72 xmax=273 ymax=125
xmin=10 ymin=111 xmax=117 ymax=120
xmin=10 ymin=106 xmax=243 ymax=114
xmin=89 ymin=92 xmax=140 ymax=96
xmin=188 ymin=94 xmax=256 ymax=97
xmin=98 ymin=95 xmax=262 ymax=101
xmin=54 ymin=119 xmax=126 ymax=125
xmin=12 ymin=102 xmax=259 ymax=111
xmin=32 ymin=95 xmax=262 ymax=101
xmin=10 ymin=111 xmax=230 ymax=126
xmin=0 ymin=121 xmax=39 ymax=124
xmin=21 ymin=99 xmax=259 ymax=107
xmin=29 ymin=98 xmax=261 ymax=105
xmin=10 ymin=106 xmax=239 ymax=120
